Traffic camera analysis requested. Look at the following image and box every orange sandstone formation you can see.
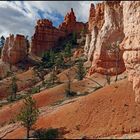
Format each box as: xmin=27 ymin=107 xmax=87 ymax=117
xmin=120 ymin=1 xmax=140 ymax=103
xmin=1 ymin=34 xmax=27 ymax=65
xmin=85 ymin=2 xmax=125 ymax=76
xmin=88 ymin=3 xmax=104 ymax=32
xmin=59 ymin=8 xmax=86 ymax=35
xmin=31 ymin=8 xmax=87 ymax=56
xmin=31 ymin=19 xmax=65 ymax=56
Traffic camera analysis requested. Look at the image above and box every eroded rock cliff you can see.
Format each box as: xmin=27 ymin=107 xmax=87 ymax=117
xmin=31 ymin=9 xmax=87 ymax=56
xmin=1 ymin=34 xmax=27 ymax=65
xmin=31 ymin=19 xmax=66 ymax=56
xmin=59 ymin=8 xmax=87 ymax=35
xmin=84 ymin=3 xmax=104 ymax=56
xmin=120 ymin=1 xmax=140 ymax=103
xmin=85 ymin=2 xmax=126 ymax=76
xmin=88 ymin=3 xmax=104 ymax=32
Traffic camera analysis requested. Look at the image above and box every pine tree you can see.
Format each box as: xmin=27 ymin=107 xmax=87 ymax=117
xmin=9 ymin=75 xmax=18 ymax=101
xmin=49 ymin=68 xmax=58 ymax=85
xmin=33 ymin=66 xmax=46 ymax=87
xmin=17 ymin=95 xmax=39 ymax=139
xmin=76 ymin=59 xmax=86 ymax=80
xmin=55 ymin=53 xmax=64 ymax=69
xmin=64 ymin=42 xmax=72 ymax=58
xmin=71 ymin=32 xmax=77 ymax=45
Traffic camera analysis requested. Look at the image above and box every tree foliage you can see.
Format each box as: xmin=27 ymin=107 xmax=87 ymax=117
xmin=9 ymin=75 xmax=18 ymax=101
xmin=64 ymin=42 xmax=72 ymax=58
xmin=32 ymin=128 xmax=59 ymax=139
xmin=71 ymin=32 xmax=77 ymax=45
xmin=17 ymin=95 xmax=39 ymax=138
xmin=76 ymin=59 xmax=86 ymax=80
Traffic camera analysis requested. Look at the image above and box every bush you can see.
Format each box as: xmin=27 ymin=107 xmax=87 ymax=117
xmin=31 ymin=86 xmax=40 ymax=94
xmin=32 ymin=128 xmax=59 ymax=139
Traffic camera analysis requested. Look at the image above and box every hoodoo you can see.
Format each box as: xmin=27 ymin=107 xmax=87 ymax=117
xmin=84 ymin=2 xmax=126 ymax=76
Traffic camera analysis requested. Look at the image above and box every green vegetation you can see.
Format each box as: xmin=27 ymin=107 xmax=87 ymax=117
xmin=30 ymin=86 xmax=40 ymax=94
xmin=76 ymin=59 xmax=86 ymax=80
xmin=32 ymin=128 xmax=59 ymax=139
xmin=65 ymin=72 xmax=77 ymax=97
xmin=33 ymin=64 xmax=47 ymax=87
xmin=17 ymin=95 xmax=39 ymax=139
xmin=39 ymin=31 xmax=77 ymax=70
xmin=8 ymin=75 xmax=18 ymax=101
xmin=54 ymin=53 xmax=65 ymax=69
xmin=71 ymin=32 xmax=77 ymax=45
xmin=48 ymin=68 xmax=58 ymax=85
xmin=64 ymin=42 xmax=72 ymax=58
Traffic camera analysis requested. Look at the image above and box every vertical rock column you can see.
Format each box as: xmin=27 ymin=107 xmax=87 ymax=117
xmin=120 ymin=1 xmax=140 ymax=103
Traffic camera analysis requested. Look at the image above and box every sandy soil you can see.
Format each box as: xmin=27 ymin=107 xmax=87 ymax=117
xmin=1 ymin=78 xmax=140 ymax=139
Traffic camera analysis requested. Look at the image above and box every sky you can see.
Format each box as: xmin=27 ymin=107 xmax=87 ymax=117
xmin=0 ymin=1 xmax=99 ymax=39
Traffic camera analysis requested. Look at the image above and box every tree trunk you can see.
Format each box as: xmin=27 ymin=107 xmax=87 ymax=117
xmin=13 ymin=92 xmax=16 ymax=100
xmin=27 ymin=127 xmax=30 ymax=139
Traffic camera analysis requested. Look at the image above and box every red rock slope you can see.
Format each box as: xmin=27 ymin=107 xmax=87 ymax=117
xmin=1 ymin=79 xmax=140 ymax=139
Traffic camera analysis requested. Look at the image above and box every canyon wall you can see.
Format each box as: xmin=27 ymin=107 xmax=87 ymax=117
xmin=1 ymin=34 xmax=27 ymax=65
xmin=59 ymin=8 xmax=87 ymax=35
xmin=85 ymin=2 xmax=126 ymax=76
xmin=120 ymin=1 xmax=140 ymax=103
xmin=31 ymin=19 xmax=65 ymax=56
xmin=31 ymin=8 xmax=87 ymax=56
xmin=88 ymin=3 xmax=104 ymax=32
xmin=84 ymin=3 xmax=104 ymax=56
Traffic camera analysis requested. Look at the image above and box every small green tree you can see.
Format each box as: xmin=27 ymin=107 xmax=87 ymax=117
xmin=41 ymin=50 xmax=55 ymax=68
xmin=49 ymin=49 xmax=55 ymax=66
xmin=17 ymin=95 xmax=39 ymax=139
xmin=64 ymin=42 xmax=72 ymax=58
xmin=76 ymin=59 xmax=86 ymax=80
xmin=33 ymin=66 xmax=47 ymax=87
xmin=71 ymin=32 xmax=77 ymax=45
xmin=49 ymin=68 xmax=58 ymax=85
xmin=54 ymin=53 xmax=65 ymax=69
xmin=9 ymin=75 xmax=18 ymax=101
xmin=65 ymin=71 xmax=76 ymax=97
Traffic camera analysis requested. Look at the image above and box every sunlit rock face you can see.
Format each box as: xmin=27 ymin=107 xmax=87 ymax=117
xmin=88 ymin=3 xmax=104 ymax=32
xmin=120 ymin=1 xmax=140 ymax=103
xmin=31 ymin=19 xmax=66 ymax=56
xmin=59 ymin=8 xmax=87 ymax=35
xmin=1 ymin=34 xmax=27 ymax=65
xmin=84 ymin=3 xmax=104 ymax=57
xmin=85 ymin=1 xmax=126 ymax=76
xmin=31 ymin=9 xmax=87 ymax=56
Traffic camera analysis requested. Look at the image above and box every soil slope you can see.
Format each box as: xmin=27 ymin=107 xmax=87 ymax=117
xmin=1 ymin=79 xmax=140 ymax=139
